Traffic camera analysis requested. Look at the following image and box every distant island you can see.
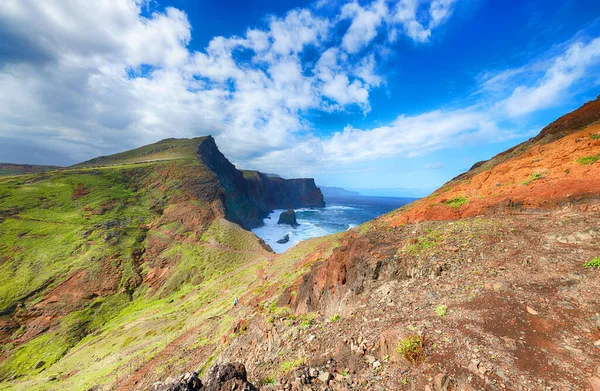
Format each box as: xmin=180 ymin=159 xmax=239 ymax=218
xmin=318 ymin=185 xmax=361 ymax=197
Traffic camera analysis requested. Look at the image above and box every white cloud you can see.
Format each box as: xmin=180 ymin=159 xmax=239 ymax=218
xmin=500 ymin=37 xmax=600 ymax=116
xmin=340 ymin=0 xmax=388 ymax=53
xmin=1 ymin=0 xmax=597 ymax=182
xmin=392 ymin=0 xmax=457 ymax=43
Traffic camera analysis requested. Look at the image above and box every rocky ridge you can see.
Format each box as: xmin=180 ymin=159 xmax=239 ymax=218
xmin=147 ymin=97 xmax=600 ymax=391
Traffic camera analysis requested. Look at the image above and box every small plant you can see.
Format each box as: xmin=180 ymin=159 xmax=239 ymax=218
xmin=341 ymin=369 xmax=349 ymax=376
xmin=584 ymin=257 xmax=600 ymax=268
xmin=405 ymin=229 xmax=443 ymax=255
xmin=577 ymin=154 xmax=600 ymax=165
xmin=298 ymin=312 xmax=315 ymax=329
xmin=590 ymin=133 xmax=600 ymax=140
xmin=258 ymin=376 xmax=276 ymax=386
xmin=329 ymin=314 xmax=340 ymax=322
xmin=397 ymin=335 xmax=427 ymax=364
xmin=444 ymin=196 xmax=468 ymax=208
xmin=435 ymin=305 xmax=447 ymax=317
xmin=279 ymin=358 xmax=305 ymax=373
xmin=522 ymin=172 xmax=545 ymax=185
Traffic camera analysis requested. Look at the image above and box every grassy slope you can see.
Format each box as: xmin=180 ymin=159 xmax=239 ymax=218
xmin=0 ymin=137 xmax=342 ymax=390
xmin=73 ymin=137 xmax=208 ymax=168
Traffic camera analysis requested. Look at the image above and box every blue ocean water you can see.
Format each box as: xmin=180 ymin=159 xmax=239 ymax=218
xmin=252 ymin=195 xmax=417 ymax=253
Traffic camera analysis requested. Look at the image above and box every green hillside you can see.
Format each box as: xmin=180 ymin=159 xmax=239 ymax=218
xmin=73 ymin=137 xmax=208 ymax=168
xmin=0 ymin=139 xmax=338 ymax=390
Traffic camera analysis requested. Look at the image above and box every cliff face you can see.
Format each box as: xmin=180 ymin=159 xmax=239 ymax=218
xmin=196 ymin=137 xmax=325 ymax=228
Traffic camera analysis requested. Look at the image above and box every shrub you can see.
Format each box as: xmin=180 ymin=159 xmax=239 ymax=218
xmin=279 ymin=358 xmax=305 ymax=373
xmin=397 ymin=335 xmax=427 ymax=364
xmin=522 ymin=172 xmax=545 ymax=185
xmin=577 ymin=154 xmax=600 ymax=165
xmin=444 ymin=196 xmax=468 ymax=208
xmin=584 ymin=257 xmax=600 ymax=268
xmin=435 ymin=305 xmax=447 ymax=317
xmin=329 ymin=314 xmax=340 ymax=322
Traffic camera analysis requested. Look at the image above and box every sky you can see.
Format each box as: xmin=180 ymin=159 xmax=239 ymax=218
xmin=1 ymin=0 xmax=600 ymax=196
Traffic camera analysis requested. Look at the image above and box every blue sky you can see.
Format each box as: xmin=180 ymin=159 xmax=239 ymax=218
xmin=1 ymin=0 xmax=600 ymax=196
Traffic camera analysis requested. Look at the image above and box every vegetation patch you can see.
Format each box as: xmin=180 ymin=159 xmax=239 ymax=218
xmin=435 ymin=305 xmax=447 ymax=317
xmin=329 ymin=314 xmax=340 ymax=322
xmin=444 ymin=196 xmax=468 ymax=208
xmin=397 ymin=335 xmax=428 ymax=364
xmin=522 ymin=172 xmax=546 ymax=185
xmin=279 ymin=358 xmax=305 ymax=373
xmin=584 ymin=257 xmax=600 ymax=268
xmin=576 ymin=154 xmax=600 ymax=165
xmin=590 ymin=133 xmax=600 ymax=140
xmin=405 ymin=228 xmax=443 ymax=255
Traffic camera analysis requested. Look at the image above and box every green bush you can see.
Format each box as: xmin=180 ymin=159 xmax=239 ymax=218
xmin=397 ymin=335 xmax=427 ymax=364
xmin=435 ymin=305 xmax=447 ymax=317
xmin=577 ymin=154 xmax=600 ymax=165
xmin=584 ymin=257 xmax=600 ymax=268
xmin=444 ymin=196 xmax=468 ymax=208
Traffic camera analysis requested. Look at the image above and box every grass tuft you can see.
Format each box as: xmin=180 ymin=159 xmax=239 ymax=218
xmin=522 ymin=172 xmax=545 ymax=185
xmin=584 ymin=257 xmax=600 ymax=268
xmin=435 ymin=305 xmax=447 ymax=317
xmin=444 ymin=196 xmax=468 ymax=208
xmin=576 ymin=154 xmax=600 ymax=165
xmin=397 ymin=335 xmax=428 ymax=364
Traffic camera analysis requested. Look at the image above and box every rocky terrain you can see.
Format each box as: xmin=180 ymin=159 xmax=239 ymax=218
xmin=0 ymin=97 xmax=599 ymax=391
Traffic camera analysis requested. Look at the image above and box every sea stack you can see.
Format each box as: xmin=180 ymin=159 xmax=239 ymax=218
xmin=277 ymin=209 xmax=299 ymax=227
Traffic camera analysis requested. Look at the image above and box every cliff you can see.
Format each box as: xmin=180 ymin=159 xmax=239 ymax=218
xmin=196 ymin=136 xmax=324 ymax=228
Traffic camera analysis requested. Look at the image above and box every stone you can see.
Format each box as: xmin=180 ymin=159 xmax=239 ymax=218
xmin=365 ymin=355 xmax=376 ymax=364
xmin=434 ymin=373 xmax=451 ymax=391
xmin=278 ymin=209 xmax=299 ymax=227
xmin=372 ymin=361 xmax=381 ymax=369
xmin=526 ymin=306 xmax=539 ymax=315
xmin=468 ymin=362 xmax=480 ymax=376
xmin=455 ymin=380 xmax=477 ymax=391
xmin=309 ymin=368 xmax=319 ymax=378
xmin=492 ymin=282 xmax=506 ymax=292
xmin=318 ymin=371 xmax=331 ymax=383
xmin=277 ymin=234 xmax=291 ymax=244
xmin=203 ymin=363 xmax=256 ymax=391
xmin=589 ymin=377 xmax=600 ymax=391
xmin=150 ymin=371 xmax=203 ymax=391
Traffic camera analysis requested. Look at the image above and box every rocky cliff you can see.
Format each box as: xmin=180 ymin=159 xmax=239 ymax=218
xmin=197 ymin=137 xmax=324 ymax=228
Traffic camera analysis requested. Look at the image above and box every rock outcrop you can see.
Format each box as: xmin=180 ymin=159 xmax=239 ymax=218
xmin=196 ymin=137 xmax=324 ymax=228
xmin=277 ymin=209 xmax=298 ymax=227
xmin=151 ymin=371 xmax=202 ymax=391
xmin=152 ymin=364 xmax=256 ymax=391
xmin=277 ymin=233 xmax=290 ymax=244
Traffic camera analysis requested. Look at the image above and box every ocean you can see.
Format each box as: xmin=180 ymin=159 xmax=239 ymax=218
xmin=252 ymin=195 xmax=417 ymax=253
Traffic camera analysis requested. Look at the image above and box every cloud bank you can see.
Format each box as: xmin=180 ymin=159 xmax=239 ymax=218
xmin=0 ymin=0 xmax=599 ymax=177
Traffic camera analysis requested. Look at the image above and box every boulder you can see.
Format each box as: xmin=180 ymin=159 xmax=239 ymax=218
xmin=277 ymin=234 xmax=290 ymax=244
xmin=277 ymin=209 xmax=299 ymax=227
xmin=203 ymin=363 xmax=257 ymax=391
xmin=150 ymin=371 xmax=202 ymax=391
xmin=151 ymin=364 xmax=256 ymax=391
